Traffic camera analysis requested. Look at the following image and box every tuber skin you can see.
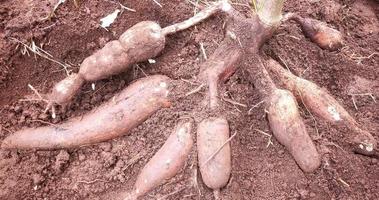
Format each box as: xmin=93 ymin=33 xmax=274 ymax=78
xmin=197 ymin=117 xmax=231 ymax=199
xmin=45 ymin=1 xmax=231 ymax=111
xmin=124 ymin=120 xmax=193 ymax=200
xmin=268 ymin=89 xmax=321 ymax=172
xmin=48 ymin=21 xmax=166 ymax=108
xmin=1 ymin=75 xmax=172 ymax=149
xmin=265 ymin=59 xmax=377 ymax=155
xmin=196 ymin=8 xmax=274 ymax=110
xmin=48 ymin=73 xmax=85 ymax=106
xmin=80 ymin=21 xmax=165 ymax=82
xmin=285 ymin=13 xmax=343 ymax=51
xmin=245 ymin=58 xmax=322 ymax=172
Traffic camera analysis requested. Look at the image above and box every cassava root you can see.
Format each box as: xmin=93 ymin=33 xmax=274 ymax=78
xmin=45 ymin=1 xmax=232 ymax=113
xmin=2 ymin=75 xmax=171 ymax=149
xmin=197 ymin=117 xmax=231 ymax=199
xmin=124 ymin=120 xmax=193 ymax=200
xmin=264 ymin=58 xmax=376 ymax=155
xmin=2 ymin=1 xmax=376 ymax=200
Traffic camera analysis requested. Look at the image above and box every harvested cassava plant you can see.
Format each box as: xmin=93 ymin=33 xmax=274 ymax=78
xmin=3 ymin=1 xmax=376 ymax=199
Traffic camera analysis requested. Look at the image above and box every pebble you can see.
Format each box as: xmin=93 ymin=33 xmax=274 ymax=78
xmin=99 ymin=142 xmax=112 ymax=152
xmin=32 ymin=173 xmax=45 ymax=185
xmin=78 ymin=153 xmax=86 ymax=161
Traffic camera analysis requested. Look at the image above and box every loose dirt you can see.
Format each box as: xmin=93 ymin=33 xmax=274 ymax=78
xmin=0 ymin=0 xmax=378 ymax=199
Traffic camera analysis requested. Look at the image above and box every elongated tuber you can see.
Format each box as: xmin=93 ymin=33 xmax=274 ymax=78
xmin=124 ymin=120 xmax=193 ymax=200
xmin=268 ymin=89 xmax=321 ymax=172
xmin=284 ymin=13 xmax=343 ymax=51
xmin=197 ymin=117 xmax=231 ymax=199
xmin=265 ymin=59 xmax=376 ymax=155
xmin=46 ymin=1 xmax=231 ymax=109
xmin=1 ymin=75 xmax=171 ymax=149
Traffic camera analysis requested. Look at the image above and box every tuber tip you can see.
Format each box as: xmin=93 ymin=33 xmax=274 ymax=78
xmin=296 ymin=17 xmax=343 ymax=51
xmin=352 ymin=130 xmax=377 ymax=156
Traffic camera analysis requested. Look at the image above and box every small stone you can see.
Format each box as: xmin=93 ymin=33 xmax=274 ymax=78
xmin=78 ymin=154 xmax=86 ymax=161
xmin=102 ymin=152 xmax=117 ymax=168
xmin=298 ymin=188 xmax=309 ymax=199
xmin=56 ymin=150 xmax=70 ymax=163
xmin=14 ymin=106 xmax=22 ymax=113
xmin=99 ymin=142 xmax=112 ymax=152
xmin=32 ymin=173 xmax=45 ymax=185
xmin=54 ymin=150 xmax=70 ymax=173
xmin=38 ymin=113 xmax=49 ymax=120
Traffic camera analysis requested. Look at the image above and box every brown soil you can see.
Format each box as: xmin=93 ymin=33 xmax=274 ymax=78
xmin=0 ymin=0 xmax=378 ymax=199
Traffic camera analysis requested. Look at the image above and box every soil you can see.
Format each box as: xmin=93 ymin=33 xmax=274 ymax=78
xmin=0 ymin=0 xmax=378 ymax=200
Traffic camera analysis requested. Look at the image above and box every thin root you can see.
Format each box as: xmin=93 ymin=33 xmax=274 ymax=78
xmin=162 ymin=1 xmax=230 ymax=35
xmin=248 ymin=100 xmax=265 ymax=115
xmin=254 ymin=129 xmax=273 ymax=148
xmin=186 ymin=84 xmax=205 ymax=96
xmin=222 ymin=97 xmax=247 ymax=108
xmin=77 ymin=179 xmax=108 ymax=184
xmin=349 ymin=93 xmax=376 ymax=110
xmin=200 ymin=42 xmax=208 ymax=60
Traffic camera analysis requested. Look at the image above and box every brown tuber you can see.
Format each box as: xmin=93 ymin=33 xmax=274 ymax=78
xmin=1 ymin=75 xmax=172 ymax=149
xmin=265 ymin=59 xmax=376 ymax=155
xmin=48 ymin=21 xmax=166 ymax=107
xmin=288 ymin=14 xmax=343 ymax=51
xmin=197 ymin=117 xmax=231 ymax=199
xmin=268 ymin=89 xmax=321 ymax=172
xmin=124 ymin=120 xmax=193 ymax=200
xmin=45 ymin=1 xmax=231 ymax=109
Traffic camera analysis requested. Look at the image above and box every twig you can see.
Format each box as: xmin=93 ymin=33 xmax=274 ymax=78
xmin=77 ymin=179 xmax=108 ymax=184
xmin=337 ymin=178 xmax=350 ymax=187
xmin=201 ymin=131 xmax=237 ymax=167
xmin=186 ymin=84 xmax=204 ymax=96
xmin=162 ymin=1 xmax=231 ymax=35
xmin=10 ymin=37 xmax=71 ymax=76
xmin=248 ymin=100 xmax=265 ymax=115
xmin=199 ymin=42 xmax=208 ymax=60
xmin=325 ymin=141 xmax=346 ymax=152
xmin=122 ymin=150 xmax=148 ymax=171
xmin=152 ymin=0 xmax=163 ymax=7
xmin=191 ymin=167 xmax=202 ymax=198
xmin=180 ymin=78 xmax=197 ymax=85
xmin=135 ymin=64 xmax=148 ymax=77
xmin=348 ymin=93 xmax=376 ymax=110
xmin=118 ymin=2 xmax=136 ymax=12
xmin=254 ymin=129 xmax=273 ymax=148
xmin=30 ymin=119 xmax=55 ymax=126
xmin=27 ymin=84 xmax=44 ymax=101
xmin=351 ymin=96 xmax=358 ymax=110
xmin=222 ymin=97 xmax=247 ymax=107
